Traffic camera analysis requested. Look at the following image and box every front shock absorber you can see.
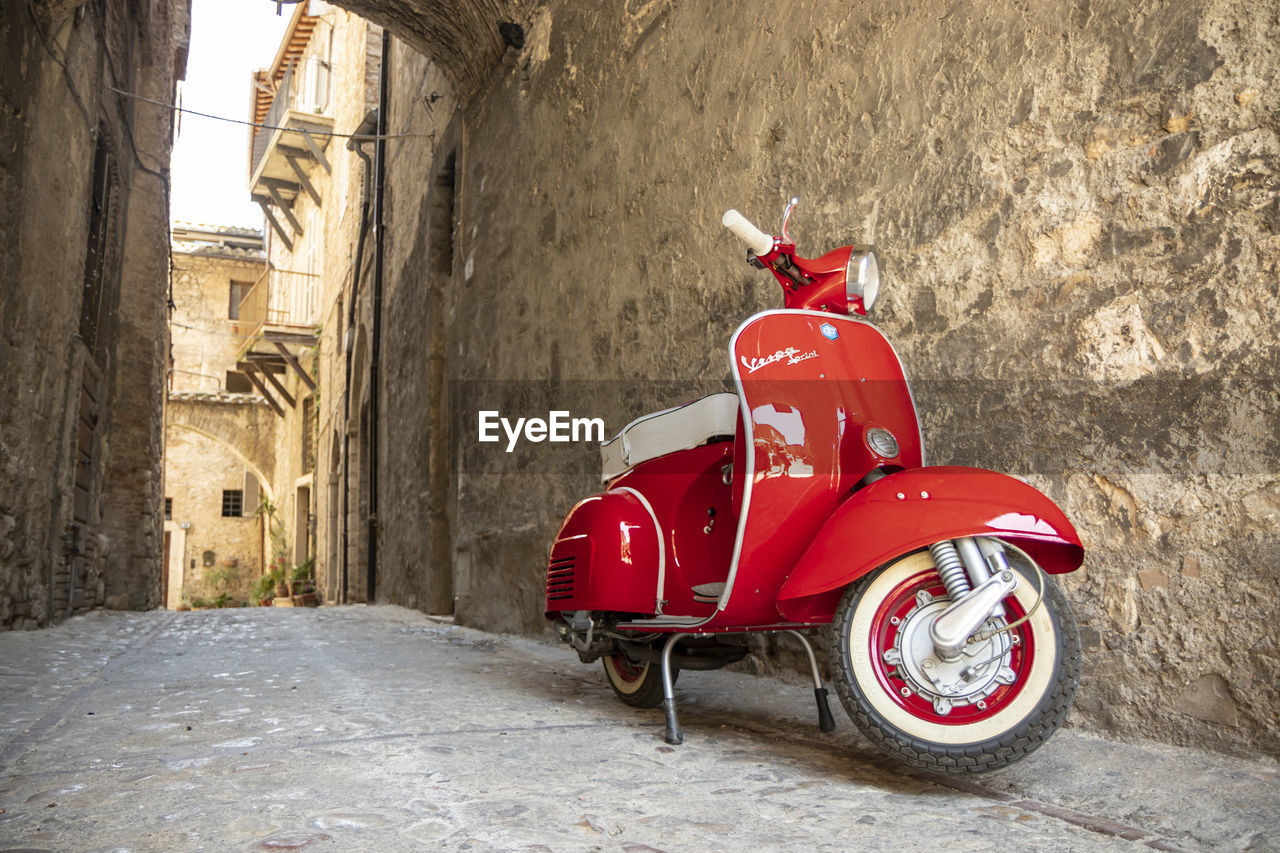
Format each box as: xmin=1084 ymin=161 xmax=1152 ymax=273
xmin=928 ymin=540 xmax=972 ymax=601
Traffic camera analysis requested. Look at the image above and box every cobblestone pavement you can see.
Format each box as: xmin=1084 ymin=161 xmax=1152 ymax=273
xmin=0 ymin=606 xmax=1276 ymax=852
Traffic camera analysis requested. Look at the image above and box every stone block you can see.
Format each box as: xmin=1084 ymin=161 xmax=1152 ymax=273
xmin=1174 ymin=674 xmax=1239 ymax=727
xmin=1137 ymin=569 xmax=1169 ymax=590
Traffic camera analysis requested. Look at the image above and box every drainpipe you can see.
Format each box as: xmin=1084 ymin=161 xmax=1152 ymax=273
xmin=343 ymin=108 xmax=377 ymax=604
xmin=367 ymin=30 xmax=391 ymax=602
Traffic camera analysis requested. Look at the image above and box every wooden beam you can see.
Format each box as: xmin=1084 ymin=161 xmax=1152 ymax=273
xmin=266 ymin=184 xmax=303 ymax=234
xmin=255 ymin=198 xmax=293 ymax=251
xmin=284 ymin=153 xmax=321 ymax=206
xmin=244 ymin=355 xmax=288 ymax=373
xmin=300 ymin=130 xmax=331 ymax=174
xmin=263 ymin=330 xmax=319 ymax=346
xmin=240 ymin=365 xmax=286 ymax=417
xmin=260 ymin=177 xmax=299 ymax=195
xmin=259 ymin=363 xmax=296 ymax=408
xmin=273 ymin=340 xmax=317 ymax=392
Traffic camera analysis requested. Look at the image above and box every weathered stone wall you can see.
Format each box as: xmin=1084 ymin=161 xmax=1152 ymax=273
xmin=249 ymin=8 xmax=381 ymax=602
xmin=364 ymin=0 xmax=1280 ymax=757
xmin=0 ymin=0 xmax=190 ymax=628
xmin=166 ymin=395 xmax=279 ymax=489
xmin=162 ymin=425 xmax=263 ymax=605
xmin=163 ymin=244 xmax=275 ymax=608
xmin=169 ymin=250 xmax=268 ymax=393
xmin=375 ymin=44 xmax=459 ymax=615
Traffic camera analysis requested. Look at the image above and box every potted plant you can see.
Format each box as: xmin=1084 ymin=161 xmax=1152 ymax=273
xmin=254 ymin=494 xmax=290 ymax=596
xmin=252 ymin=571 xmax=276 ymax=607
xmin=289 ymin=559 xmax=318 ymax=606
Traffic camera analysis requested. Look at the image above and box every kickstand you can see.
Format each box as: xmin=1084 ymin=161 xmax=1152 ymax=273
xmin=660 ymin=633 xmax=688 ymax=745
xmin=786 ymin=630 xmax=836 ymax=732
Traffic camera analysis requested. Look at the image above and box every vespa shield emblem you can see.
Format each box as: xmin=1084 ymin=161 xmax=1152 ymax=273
xmin=820 ymin=323 xmax=839 ymax=341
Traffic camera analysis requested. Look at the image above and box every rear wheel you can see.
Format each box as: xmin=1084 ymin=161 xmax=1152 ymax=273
xmin=831 ymin=547 xmax=1080 ymax=773
xmin=603 ymin=649 xmax=676 ymax=708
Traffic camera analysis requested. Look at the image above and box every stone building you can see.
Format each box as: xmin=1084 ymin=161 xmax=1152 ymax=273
xmin=0 ymin=0 xmax=191 ymax=627
xmin=294 ymin=0 xmax=1278 ymax=759
xmin=243 ymin=1 xmax=383 ymax=605
xmin=164 ymin=224 xmax=272 ymax=608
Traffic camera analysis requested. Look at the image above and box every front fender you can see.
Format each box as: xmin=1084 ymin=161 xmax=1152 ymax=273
xmin=776 ymin=466 xmax=1083 ymax=622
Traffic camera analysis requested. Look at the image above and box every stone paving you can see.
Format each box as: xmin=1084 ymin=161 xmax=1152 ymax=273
xmin=0 ymin=606 xmax=1276 ymax=852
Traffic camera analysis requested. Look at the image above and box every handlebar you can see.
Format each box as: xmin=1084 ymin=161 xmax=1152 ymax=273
xmin=721 ymin=209 xmax=774 ymax=256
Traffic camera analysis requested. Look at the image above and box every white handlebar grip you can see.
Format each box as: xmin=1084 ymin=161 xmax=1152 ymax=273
xmin=722 ymin=209 xmax=774 ymax=256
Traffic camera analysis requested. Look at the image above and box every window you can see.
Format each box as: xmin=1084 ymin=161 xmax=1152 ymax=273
xmin=221 ymin=490 xmax=243 ymax=518
xmin=225 ymin=371 xmax=253 ymax=393
xmin=302 ymin=395 xmax=316 ymax=472
xmin=164 ymin=498 xmax=172 ymax=520
xmin=229 ymin=279 xmax=253 ymax=320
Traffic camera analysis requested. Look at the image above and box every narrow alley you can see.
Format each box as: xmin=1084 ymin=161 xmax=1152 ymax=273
xmin=0 ymin=606 xmax=1274 ymax=851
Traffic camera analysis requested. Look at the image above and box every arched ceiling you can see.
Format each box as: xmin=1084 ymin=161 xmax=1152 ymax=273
xmin=324 ymin=0 xmax=518 ymax=102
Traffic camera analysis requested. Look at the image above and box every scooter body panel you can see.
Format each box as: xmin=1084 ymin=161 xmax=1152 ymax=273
xmin=774 ymin=465 xmax=1085 ymax=622
xmin=545 ymin=489 xmax=663 ymax=616
xmin=545 ymin=442 xmax=735 ymax=618
xmin=713 ymin=310 xmax=924 ymax=627
xmin=608 ymin=441 xmax=735 ymax=617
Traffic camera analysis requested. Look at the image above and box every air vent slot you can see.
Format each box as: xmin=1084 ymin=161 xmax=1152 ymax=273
xmin=546 ymin=556 xmax=575 ymax=601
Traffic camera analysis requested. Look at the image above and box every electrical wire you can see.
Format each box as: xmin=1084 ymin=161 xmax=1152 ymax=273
xmin=170 ymin=320 xmax=257 ymax=339
xmin=106 ymin=85 xmax=436 ymax=140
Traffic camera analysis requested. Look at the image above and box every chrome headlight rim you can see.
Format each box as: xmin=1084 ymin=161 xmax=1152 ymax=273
xmin=846 ymin=246 xmax=881 ymax=312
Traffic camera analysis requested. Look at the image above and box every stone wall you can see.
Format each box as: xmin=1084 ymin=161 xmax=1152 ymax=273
xmin=248 ymin=7 xmax=381 ymax=605
xmin=375 ymin=45 xmax=458 ymax=615
xmin=170 ymin=250 xmax=268 ymax=394
xmin=162 ymin=244 xmax=275 ymax=609
xmin=0 ymin=0 xmax=190 ymax=628
xmin=163 ymin=425 xmax=263 ymax=605
xmin=364 ymin=0 xmax=1280 ymax=757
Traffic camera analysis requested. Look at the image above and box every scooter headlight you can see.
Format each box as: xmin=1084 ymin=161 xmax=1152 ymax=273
xmin=846 ymin=247 xmax=880 ymax=313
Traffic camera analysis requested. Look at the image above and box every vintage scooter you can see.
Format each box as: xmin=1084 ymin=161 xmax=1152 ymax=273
xmin=545 ymin=198 xmax=1084 ymax=773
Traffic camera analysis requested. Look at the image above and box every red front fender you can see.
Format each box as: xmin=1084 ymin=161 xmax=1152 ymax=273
xmin=776 ymin=466 xmax=1084 ymax=622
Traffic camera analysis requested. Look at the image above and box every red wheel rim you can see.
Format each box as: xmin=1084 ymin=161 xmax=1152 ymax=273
xmin=608 ymin=654 xmax=647 ymax=683
xmin=866 ymin=568 xmax=1035 ymax=725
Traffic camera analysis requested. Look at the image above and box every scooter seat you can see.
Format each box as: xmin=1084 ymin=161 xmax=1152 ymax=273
xmin=600 ymin=392 xmax=739 ymax=482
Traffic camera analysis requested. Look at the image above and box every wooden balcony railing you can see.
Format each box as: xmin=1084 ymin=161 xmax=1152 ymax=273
xmin=234 ymin=267 xmax=319 ymax=337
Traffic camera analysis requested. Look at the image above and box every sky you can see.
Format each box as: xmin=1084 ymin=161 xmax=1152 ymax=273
xmin=169 ymin=0 xmax=293 ymax=228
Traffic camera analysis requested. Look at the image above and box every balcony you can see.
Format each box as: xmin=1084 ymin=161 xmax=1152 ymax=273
xmin=249 ymin=58 xmax=334 ymax=249
xmin=232 ymin=266 xmax=320 ymax=417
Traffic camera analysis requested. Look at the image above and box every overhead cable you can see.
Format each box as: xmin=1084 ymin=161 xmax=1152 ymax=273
xmin=106 ymin=85 xmax=435 ymax=140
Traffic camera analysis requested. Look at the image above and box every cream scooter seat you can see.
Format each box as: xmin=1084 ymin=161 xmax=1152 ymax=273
xmin=600 ymin=393 xmax=740 ymax=483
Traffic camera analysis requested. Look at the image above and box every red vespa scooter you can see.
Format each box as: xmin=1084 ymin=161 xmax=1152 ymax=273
xmin=545 ymin=198 xmax=1083 ymax=773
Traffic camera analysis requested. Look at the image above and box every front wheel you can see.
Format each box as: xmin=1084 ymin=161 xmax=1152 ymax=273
xmin=831 ymin=546 xmax=1081 ymax=774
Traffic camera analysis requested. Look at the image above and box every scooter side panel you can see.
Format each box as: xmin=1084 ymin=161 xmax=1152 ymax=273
xmin=774 ymin=466 xmax=1085 ymax=622
xmin=609 ymin=442 xmax=734 ymax=617
xmin=544 ymin=490 xmax=662 ymax=617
